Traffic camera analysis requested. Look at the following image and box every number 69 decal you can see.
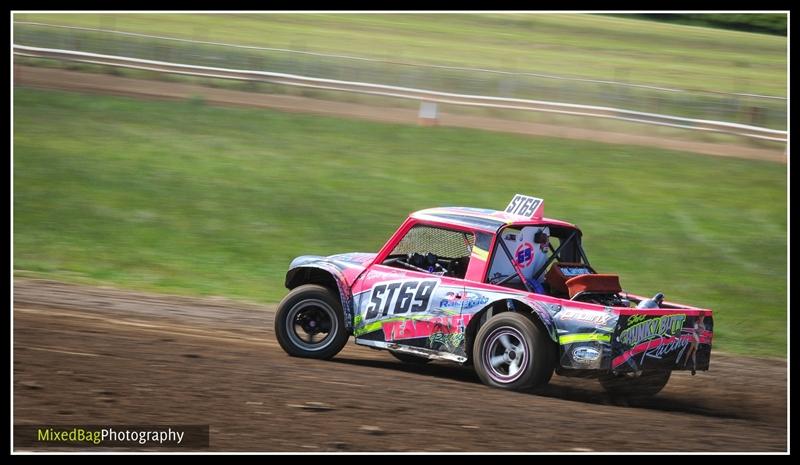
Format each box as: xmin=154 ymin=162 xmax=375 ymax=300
xmin=364 ymin=280 xmax=438 ymax=321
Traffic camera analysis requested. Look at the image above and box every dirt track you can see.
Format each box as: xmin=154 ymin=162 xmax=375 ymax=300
xmin=13 ymin=279 xmax=787 ymax=452
xmin=13 ymin=65 xmax=786 ymax=164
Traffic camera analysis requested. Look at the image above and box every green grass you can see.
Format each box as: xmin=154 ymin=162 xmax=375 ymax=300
xmin=14 ymin=13 xmax=787 ymax=96
xmin=13 ymin=88 xmax=787 ymax=357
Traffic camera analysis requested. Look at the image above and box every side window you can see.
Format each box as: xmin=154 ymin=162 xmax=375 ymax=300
xmin=487 ymin=228 xmax=523 ymax=286
xmin=487 ymin=226 xmax=555 ymax=289
xmin=383 ymin=225 xmax=475 ymax=279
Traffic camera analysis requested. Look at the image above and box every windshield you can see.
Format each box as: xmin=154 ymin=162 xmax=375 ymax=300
xmin=381 ymin=224 xmax=475 ymax=279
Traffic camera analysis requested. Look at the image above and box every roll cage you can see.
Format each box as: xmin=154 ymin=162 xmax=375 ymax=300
xmin=486 ymin=224 xmax=590 ymax=293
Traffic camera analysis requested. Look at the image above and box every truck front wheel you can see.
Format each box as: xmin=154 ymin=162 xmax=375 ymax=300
xmin=274 ymin=284 xmax=349 ymax=360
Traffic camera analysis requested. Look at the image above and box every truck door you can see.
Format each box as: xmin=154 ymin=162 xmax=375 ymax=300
xmin=351 ymin=224 xmax=473 ymax=358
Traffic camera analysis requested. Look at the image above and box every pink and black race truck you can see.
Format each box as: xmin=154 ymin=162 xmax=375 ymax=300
xmin=275 ymin=195 xmax=713 ymax=396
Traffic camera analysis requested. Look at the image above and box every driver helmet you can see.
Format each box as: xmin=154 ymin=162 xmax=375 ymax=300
xmin=533 ymin=227 xmax=550 ymax=252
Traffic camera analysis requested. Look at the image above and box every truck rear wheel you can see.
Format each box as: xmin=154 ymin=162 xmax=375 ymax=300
xmin=274 ymin=284 xmax=349 ymax=360
xmin=473 ymin=312 xmax=555 ymax=391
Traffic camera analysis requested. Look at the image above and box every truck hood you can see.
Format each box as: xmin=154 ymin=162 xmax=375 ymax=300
xmin=289 ymin=252 xmax=377 ymax=270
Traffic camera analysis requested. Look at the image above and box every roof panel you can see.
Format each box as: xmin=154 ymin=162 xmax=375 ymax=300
xmin=411 ymin=207 xmax=577 ymax=232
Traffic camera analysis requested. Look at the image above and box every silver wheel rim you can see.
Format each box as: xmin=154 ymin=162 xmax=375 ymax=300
xmin=483 ymin=326 xmax=529 ymax=383
xmin=285 ymin=299 xmax=338 ymax=351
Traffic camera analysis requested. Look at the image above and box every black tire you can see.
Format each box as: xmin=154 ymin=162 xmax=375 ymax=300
xmin=472 ymin=312 xmax=555 ymax=391
xmin=599 ymin=370 xmax=671 ymax=398
xmin=274 ymin=284 xmax=349 ymax=360
xmin=389 ymin=351 xmax=432 ymax=364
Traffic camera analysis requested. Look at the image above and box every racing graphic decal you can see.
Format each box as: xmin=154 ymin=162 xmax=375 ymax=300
xmin=364 ymin=280 xmax=438 ymax=321
xmin=611 ymin=313 xmax=713 ymax=371
xmin=382 ymin=314 xmax=473 ymax=342
xmin=515 ymin=242 xmax=534 ymax=267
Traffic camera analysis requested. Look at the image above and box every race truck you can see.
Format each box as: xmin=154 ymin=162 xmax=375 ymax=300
xmin=275 ymin=194 xmax=713 ymax=396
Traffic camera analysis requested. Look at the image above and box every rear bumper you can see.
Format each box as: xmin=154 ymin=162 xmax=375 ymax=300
xmin=558 ymin=310 xmax=713 ymax=373
xmin=610 ymin=311 xmax=713 ymax=372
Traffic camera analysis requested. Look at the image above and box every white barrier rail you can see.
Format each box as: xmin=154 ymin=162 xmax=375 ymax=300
xmin=14 ymin=21 xmax=787 ymax=101
xmin=13 ymin=44 xmax=788 ymax=142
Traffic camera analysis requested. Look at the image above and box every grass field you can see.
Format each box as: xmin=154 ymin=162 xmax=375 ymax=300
xmin=14 ymin=13 xmax=787 ymax=96
xmin=13 ymin=88 xmax=787 ymax=356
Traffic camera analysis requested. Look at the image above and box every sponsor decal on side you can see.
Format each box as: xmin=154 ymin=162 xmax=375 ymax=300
xmin=558 ymin=308 xmax=615 ymax=326
xmin=572 ymin=346 xmax=601 ymax=363
xmin=438 ymin=292 xmax=489 ymax=310
xmin=618 ymin=314 xmax=686 ymax=347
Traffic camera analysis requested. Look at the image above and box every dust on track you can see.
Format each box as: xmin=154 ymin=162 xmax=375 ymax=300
xmin=13 ymin=279 xmax=787 ymax=452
